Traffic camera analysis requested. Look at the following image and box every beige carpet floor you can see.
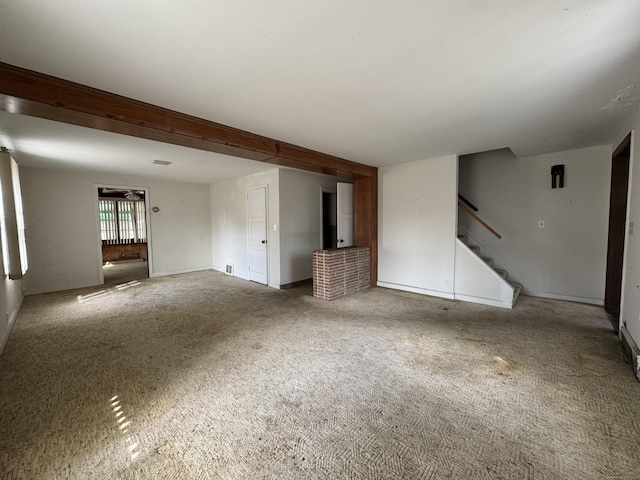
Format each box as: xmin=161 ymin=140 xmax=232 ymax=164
xmin=102 ymin=260 xmax=149 ymax=286
xmin=1 ymin=269 xmax=639 ymax=479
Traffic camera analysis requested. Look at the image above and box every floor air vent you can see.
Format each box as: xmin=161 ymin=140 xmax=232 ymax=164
xmin=225 ymin=264 xmax=234 ymax=276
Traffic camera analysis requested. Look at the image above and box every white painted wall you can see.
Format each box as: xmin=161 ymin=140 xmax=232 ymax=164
xmin=459 ymin=146 xmax=611 ymax=304
xmin=279 ymin=169 xmax=337 ymax=285
xmin=378 ymin=155 xmax=458 ymax=298
xmin=210 ymin=169 xmax=281 ymax=286
xmin=20 ymin=166 xmax=212 ymax=294
xmin=210 ymin=168 xmax=337 ymax=288
xmin=618 ymin=111 xmax=640 ymax=349
xmin=454 ymin=240 xmax=513 ymax=308
xmin=0 ymin=153 xmax=24 ymax=355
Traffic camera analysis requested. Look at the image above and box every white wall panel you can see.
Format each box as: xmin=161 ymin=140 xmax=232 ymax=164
xmin=378 ymin=155 xmax=458 ymax=297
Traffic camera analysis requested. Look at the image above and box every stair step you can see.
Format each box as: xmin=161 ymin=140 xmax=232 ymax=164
xmin=510 ymin=282 xmax=523 ymax=303
xmin=494 ymin=269 xmax=507 ymax=279
xmin=481 ymin=257 xmax=493 ymax=266
xmin=457 ymin=234 xmax=468 ymax=244
xmin=469 ymin=245 xmax=480 ymax=254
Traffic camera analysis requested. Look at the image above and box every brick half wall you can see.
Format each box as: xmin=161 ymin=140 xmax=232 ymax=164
xmin=313 ymin=247 xmax=370 ymax=300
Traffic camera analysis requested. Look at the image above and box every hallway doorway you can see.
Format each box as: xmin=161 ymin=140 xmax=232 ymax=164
xmin=604 ymin=133 xmax=631 ymax=331
xmin=321 ymin=189 xmax=337 ymax=249
xmin=97 ymin=186 xmax=151 ymax=285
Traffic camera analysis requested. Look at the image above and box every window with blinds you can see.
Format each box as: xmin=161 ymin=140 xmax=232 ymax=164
xmin=100 ymin=199 xmax=147 ymax=245
xmin=0 ymin=154 xmax=28 ymax=278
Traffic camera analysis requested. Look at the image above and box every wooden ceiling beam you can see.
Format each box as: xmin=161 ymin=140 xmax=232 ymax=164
xmin=0 ymin=62 xmax=375 ymax=179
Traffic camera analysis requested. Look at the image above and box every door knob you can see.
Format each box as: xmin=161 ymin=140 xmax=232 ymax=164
xmin=261 ymin=240 xmax=266 ymax=244
xmin=339 ymin=239 xmax=344 ymax=243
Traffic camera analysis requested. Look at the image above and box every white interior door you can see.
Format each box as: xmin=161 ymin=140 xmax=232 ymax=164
xmin=247 ymin=186 xmax=268 ymax=285
xmin=337 ymin=182 xmax=354 ymax=248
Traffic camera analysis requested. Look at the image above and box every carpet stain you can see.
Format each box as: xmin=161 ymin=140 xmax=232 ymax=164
xmin=493 ymin=355 xmax=520 ymax=373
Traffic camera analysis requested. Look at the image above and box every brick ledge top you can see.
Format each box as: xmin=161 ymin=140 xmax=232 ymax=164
xmin=313 ymin=246 xmax=370 ymax=253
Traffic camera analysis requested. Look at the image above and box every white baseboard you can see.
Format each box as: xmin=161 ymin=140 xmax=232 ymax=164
xmin=527 ymin=291 xmax=604 ymax=306
xmin=0 ymin=293 xmax=24 ymax=356
xmin=150 ymin=266 xmax=214 ymax=278
xmin=212 ymin=266 xmax=230 ymax=276
xmin=620 ymin=325 xmax=640 ymax=381
xmin=0 ymin=327 xmax=10 ymax=356
xmin=377 ymin=281 xmax=455 ymax=300
xmin=26 ymin=280 xmax=103 ymax=296
xmin=454 ymin=292 xmax=509 ymax=309
xmin=268 ymin=282 xmax=281 ymax=289
xmin=9 ymin=297 xmax=23 ymax=326
xmin=212 ymin=266 xmax=250 ymax=282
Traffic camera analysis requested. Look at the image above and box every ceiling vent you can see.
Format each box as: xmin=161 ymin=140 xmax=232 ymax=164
xmin=152 ymin=159 xmax=172 ymax=166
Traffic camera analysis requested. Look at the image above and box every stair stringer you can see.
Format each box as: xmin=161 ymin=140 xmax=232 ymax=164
xmin=457 ymin=224 xmax=536 ymax=296
xmin=454 ymin=239 xmax=515 ymax=308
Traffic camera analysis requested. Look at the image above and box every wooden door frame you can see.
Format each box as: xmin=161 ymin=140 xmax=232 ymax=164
xmin=0 ymin=62 xmax=378 ymax=285
xmin=94 ymin=184 xmax=152 ymax=283
xmin=604 ymin=133 xmax=632 ymax=328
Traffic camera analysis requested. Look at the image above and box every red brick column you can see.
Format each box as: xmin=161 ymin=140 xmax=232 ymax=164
xmin=312 ymin=247 xmax=370 ymax=300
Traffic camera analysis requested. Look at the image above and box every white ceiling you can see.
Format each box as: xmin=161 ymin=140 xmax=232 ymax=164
xmin=0 ymin=112 xmax=276 ymax=183
xmin=1 ymin=0 xmax=640 ymax=180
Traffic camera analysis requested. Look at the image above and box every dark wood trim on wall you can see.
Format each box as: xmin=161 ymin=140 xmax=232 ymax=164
xmin=0 ymin=62 xmax=378 ymax=283
xmin=0 ymin=63 xmax=374 ymax=178
xmin=354 ymin=173 xmax=378 ymax=286
xmin=604 ymin=132 xmax=632 ymax=326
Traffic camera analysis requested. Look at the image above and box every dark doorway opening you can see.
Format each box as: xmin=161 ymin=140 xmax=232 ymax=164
xmin=604 ymin=133 xmax=631 ymax=331
xmin=322 ymin=190 xmax=337 ymax=249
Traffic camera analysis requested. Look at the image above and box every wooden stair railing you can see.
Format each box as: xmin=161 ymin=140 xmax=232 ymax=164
xmin=458 ymin=194 xmax=478 ymax=212
xmin=458 ymin=201 xmax=502 ymax=239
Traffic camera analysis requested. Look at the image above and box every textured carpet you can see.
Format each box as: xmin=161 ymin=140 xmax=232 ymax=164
xmin=1 ymin=269 xmax=639 ymax=479
xmin=102 ymin=260 xmax=149 ymax=286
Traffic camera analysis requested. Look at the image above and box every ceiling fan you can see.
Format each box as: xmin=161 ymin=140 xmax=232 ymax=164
xmin=100 ymin=188 xmax=144 ymax=200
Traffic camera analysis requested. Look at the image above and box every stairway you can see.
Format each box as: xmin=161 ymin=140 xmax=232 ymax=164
xmin=456 ymin=234 xmax=522 ymax=308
